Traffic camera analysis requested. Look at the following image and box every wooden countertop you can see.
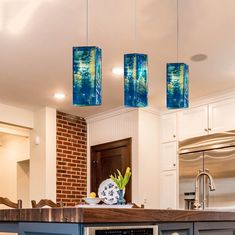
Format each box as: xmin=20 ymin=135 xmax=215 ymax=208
xmin=1 ymin=208 xmax=235 ymax=224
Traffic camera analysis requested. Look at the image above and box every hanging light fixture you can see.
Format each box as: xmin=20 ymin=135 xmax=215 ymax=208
xmin=124 ymin=0 xmax=148 ymax=108
xmin=73 ymin=0 xmax=102 ymax=106
xmin=167 ymin=0 xmax=188 ymax=109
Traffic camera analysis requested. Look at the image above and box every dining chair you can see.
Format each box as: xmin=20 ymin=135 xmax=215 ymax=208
xmin=0 ymin=197 xmax=22 ymax=209
xmin=31 ymin=199 xmax=64 ymax=208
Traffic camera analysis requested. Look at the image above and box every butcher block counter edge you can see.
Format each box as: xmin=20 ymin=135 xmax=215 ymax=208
xmin=0 ymin=208 xmax=235 ymax=223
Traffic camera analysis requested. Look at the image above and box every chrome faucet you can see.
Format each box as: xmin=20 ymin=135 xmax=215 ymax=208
xmin=194 ymin=170 xmax=215 ymax=210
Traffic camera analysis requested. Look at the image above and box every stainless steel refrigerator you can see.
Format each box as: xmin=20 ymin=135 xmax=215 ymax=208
xmin=179 ymin=130 xmax=235 ymax=209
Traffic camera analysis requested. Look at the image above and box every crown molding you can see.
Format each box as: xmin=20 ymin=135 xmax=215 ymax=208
xmin=160 ymin=88 xmax=235 ymax=115
xmin=85 ymin=106 xmax=160 ymax=123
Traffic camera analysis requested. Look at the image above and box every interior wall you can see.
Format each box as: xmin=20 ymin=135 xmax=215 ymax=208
xmin=30 ymin=107 xmax=56 ymax=202
xmin=87 ymin=109 xmax=140 ymax=204
xmin=0 ymin=103 xmax=33 ymax=128
xmin=56 ymin=111 xmax=87 ymax=206
xmin=17 ymin=160 xmax=30 ymax=208
xmin=138 ymin=110 xmax=160 ymax=208
xmin=0 ymin=134 xmax=30 ymax=208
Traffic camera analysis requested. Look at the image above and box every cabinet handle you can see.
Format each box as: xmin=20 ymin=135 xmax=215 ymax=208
xmin=173 ymin=163 xmax=176 ymax=167
xmin=204 ymin=128 xmax=208 ymax=132
xmin=171 ymin=233 xmax=179 ymax=235
xmin=173 ymin=134 xmax=176 ymax=138
xmin=208 ymin=127 xmax=212 ymax=131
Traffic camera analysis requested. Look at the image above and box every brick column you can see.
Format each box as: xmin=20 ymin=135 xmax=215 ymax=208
xmin=56 ymin=111 xmax=87 ymax=206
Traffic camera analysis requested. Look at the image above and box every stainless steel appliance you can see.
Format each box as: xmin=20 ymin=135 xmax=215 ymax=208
xmin=84 ymin=225 xmax=158 ymax=235
xmin=179 ymin=130 xmax=235 ymax=210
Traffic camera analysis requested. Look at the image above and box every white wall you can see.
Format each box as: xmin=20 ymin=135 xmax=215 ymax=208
xmin=87 ymin=109 xmax=140 ymax=203
xmin=0 ymin=133 xmax=30 ymax=208
xmin=138 ymin=110 xmax=160 ymax=208
xmin=0 ymin=103 xmax=33 ymax=128
xmin=87 ymin=108 xmax=160 ymax=207
xmin=17 ymin=160 xmax=30 ymax=208
xmin=30 ymin=107 xmax=56 ymax=202
xmin=0 ymin=103 xmax=57 ymax=205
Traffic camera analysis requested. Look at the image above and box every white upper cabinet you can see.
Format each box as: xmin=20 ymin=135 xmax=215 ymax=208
xmin=161 ymin=113 xmax=177 ymax=143
xmin=209 ymin=98 xmax=235 ymax=134
xmin=178 ymin=105 xmax=208 ymax=140
xmin=177 ymin=98 xmax=235 ymax=140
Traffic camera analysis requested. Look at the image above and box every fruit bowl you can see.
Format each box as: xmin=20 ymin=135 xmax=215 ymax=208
xmin=83 ymin=197 xmax=102 ymax=205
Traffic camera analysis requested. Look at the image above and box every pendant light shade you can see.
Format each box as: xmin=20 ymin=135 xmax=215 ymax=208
xmin=124 ymin=53 xmax=148 ymax=107
xmin=167 ymin=63 xmax=188 ymax=109
xmin=73 ymin=46 xmax=102 ymax=106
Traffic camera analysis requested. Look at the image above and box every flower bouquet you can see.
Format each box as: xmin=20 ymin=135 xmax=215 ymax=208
xmin=110 ymin=167 xmax=131 ymax=204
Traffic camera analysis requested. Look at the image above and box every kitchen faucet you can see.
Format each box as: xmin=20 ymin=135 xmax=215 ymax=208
xmin=194 ymin=169 xmax=215 ymax=210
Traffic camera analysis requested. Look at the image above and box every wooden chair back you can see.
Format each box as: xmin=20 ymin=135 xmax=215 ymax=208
xmin=31 ymin=199 xmax=63 ymax=208
xmin=0 ymin=197 xmax=22 ymax=209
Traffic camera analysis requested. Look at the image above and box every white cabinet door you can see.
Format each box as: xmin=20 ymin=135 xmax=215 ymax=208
xmin=178 ymin=105 xmax=208 ymax=140
xmin=160 ymin=170 xmax=177 ymax=209
xmin=161 ymin=142 xmax=177 ymax=171
xmin=161 ymin=113 xmax=177 ymax=143
xmin=209 ymin=98 xmax=235 ymax=134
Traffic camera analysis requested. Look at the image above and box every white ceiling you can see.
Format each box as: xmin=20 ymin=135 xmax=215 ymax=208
xmin=1 ymin=0 xmax=235 ymax=117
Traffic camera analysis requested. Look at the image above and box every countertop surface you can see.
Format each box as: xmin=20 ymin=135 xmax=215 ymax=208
xmin=1 ymin=208 xmax=235 ymax=223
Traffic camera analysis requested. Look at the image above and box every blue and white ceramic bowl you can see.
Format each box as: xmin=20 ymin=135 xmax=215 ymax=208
xmin=83 ymin=197 xmax=102 ymax=205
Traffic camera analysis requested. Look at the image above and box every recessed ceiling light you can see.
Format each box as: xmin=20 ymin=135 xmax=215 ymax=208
xmin=190 ymin=54 xmax=208 ymax=62
xmin=54 ymin=93 xmax=66 ymax=100
xmin=112 ymin=67 xmax=123 ymax=75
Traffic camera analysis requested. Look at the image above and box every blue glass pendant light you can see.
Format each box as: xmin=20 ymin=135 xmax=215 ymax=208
xmin=167 ymin=63 xmax=188 ymax=108
xmin=124 ymin=53 xmax=148 ymax=107
xmin=72 ymin=0 xmax=102 ymax=106
xmin=73 ymin=47 xmax=102 ymax=106
xmin=167 ymin=0 xmax=189 ymax=109
xmin=124 ymin=0 xmax=148 ymax=107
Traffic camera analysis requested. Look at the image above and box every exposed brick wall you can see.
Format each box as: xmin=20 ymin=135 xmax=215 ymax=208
xmin=56 ymin=111 xmax=87 ymax=206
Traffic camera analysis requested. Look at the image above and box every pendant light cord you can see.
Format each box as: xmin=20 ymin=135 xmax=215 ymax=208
xmin=134 ymin=0 xmax=137 ymax=52
xmin=86 ymin=0 xmax=89 ymax=46
xmin=177 ymin=0 xmax=179 ymax=62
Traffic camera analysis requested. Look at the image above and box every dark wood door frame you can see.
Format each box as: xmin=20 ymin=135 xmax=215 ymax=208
xmin=90 ymin=138 xmax=132 ymax=202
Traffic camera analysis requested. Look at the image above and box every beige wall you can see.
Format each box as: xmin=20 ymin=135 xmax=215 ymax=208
xmin=138 ymin=110 xmax=160 ymax=208
xmin=0 ymin=103 xmax=33 ymax=128
xmin=0 ymin=104 xmax=57 ymax=205
xmin=30 ymin=107 xmax=56 ymax=202
xmin=0 ymin=133 xmax=30 ymax=208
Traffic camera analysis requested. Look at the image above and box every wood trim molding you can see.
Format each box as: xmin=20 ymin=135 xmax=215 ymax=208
xmin=85 ymin=106 xmax=160 ymax=123
xmin=160 ymin=89 xmax=235 ymax=115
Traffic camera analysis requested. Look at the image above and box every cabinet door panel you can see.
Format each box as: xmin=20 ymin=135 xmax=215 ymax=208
xmin=158 ymin=223 xmax=193 ymax=235
xmin=178 ymin=106 xmax=208 ymax=140
xmin=161 ymin=229 xmax=190 ymax=235
xmin=197 ymin=230 xmax=233 ymax=235
xmin=160 ymin=170 xmax=177 ymax=209
xmin=209 ymin=98 xmax=235 ymax=133
xmin=194 ymin=222 xmax=235 ymax=235
xmin=161 ymin=142 xmax=177 ymax=171
xmin=161 ymin=113 xmax=177 ymax=143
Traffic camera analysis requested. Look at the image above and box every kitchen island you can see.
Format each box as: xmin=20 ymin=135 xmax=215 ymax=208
xmin=1 ymin=208 xmax=235 ymax=235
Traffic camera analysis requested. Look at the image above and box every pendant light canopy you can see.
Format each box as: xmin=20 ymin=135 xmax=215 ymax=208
xmin=73 ymin=46 xmax=102 ymax=106
xmin=167 ymin=63 xmax=188 ymax=109
xmin=167 ymin=0 xmax=189 ymax=109
xmin=124 ymin=53 xmax=148 ymax=107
